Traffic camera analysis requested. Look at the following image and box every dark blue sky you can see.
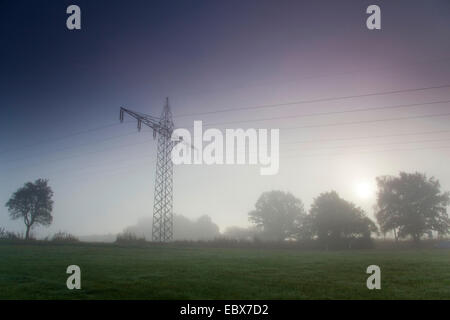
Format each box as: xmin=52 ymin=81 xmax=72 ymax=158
xmin=2 ymin=0 xmax=448 ymax=143
xmin=1 ymin=0 xmax=449 ymax=236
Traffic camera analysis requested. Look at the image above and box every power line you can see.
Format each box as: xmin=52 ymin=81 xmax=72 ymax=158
xmin=4 ymin=111 xmax=450 ymax=170
xmin=44 ymin=154 xmax=155 ymax=183
xmin=6 ymin=125 xmax=448 ymax=166
xmin=173 ymin=84 xmax=450 ymax=118
xmin=0 ymin=130 xmax=147 ymax=165
xmin=281 ymin=111 xmax=450 ymax=131
xmin=26 ymin=142 xmax=450 ymax=193
xmin=238 ymin=136 xmax=450 ymax=156
xmin=1 ymin=137 xmax=155 ymax=171
xmin=284 ymin=144 xmax=450 ymax=159
xmin=7 ymin=134 xmax=450 ymax=183
xmin=7 ymin=99 xmax=449 ymax=164
xmin=169 ymin=55 xmax=450 ymax=104
xmin=281 ymin=129 xmax=450 ymax=145
xmin=200 ymin=99 xmax=450 ymax=127
xmin=34 ymin=143 xmax=450 ymax=183
xmin=0 ymin=121 xmax=132 ymax=156
xmin=3 ymin=87 xmax=450 ymax=168
xmin=3 ymin=84 xmax=449 ymax=157
xmin=283 ymin=136 xmax=450 ymax=153
xmin=52 ymin=162 xmax=147 ymax=186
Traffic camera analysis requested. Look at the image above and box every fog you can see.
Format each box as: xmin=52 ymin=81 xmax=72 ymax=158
xmin=123 ymin=214 xmax=220 ymax=241
xmin=75 ymin=214 xmax=220 ymax=242
xmin=1 ymin=1 xmax=450 ymax=239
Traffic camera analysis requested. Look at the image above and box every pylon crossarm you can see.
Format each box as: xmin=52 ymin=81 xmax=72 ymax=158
xmin=120 ymin=107 xmax=166 ymax=134
xmin=120 ymin=107 xmax=161 ymax=122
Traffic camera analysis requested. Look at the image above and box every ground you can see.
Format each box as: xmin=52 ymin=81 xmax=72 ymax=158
xmin=0 ymin=242 xmax=449 ymax=299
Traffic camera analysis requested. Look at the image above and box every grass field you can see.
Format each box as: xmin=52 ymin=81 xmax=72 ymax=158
xmin=0 ymin=242 xmax=449 ymax=299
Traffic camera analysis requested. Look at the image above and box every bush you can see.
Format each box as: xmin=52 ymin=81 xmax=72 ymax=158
xmin=51 ymin=231 xmax=79 ymax=243
xmin=115 ymin=231 xmax=146 ymax=245
xmin=0 ymin=227 xmax=22 ymax=241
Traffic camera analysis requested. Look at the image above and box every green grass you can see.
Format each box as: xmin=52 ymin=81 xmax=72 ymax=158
xmin=0 ymin=242 xmax=449 ymax=299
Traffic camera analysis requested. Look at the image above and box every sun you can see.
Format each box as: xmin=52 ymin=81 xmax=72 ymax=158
xmin=354 ymin=181 xmax=374 ymax=199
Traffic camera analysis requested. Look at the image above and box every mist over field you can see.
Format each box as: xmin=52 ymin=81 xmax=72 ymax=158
xmin=123 ymin=215 xmax=220 ymax=241
xmin=1 ymin=1 xmax=450 ymax=306
xmin=0 ymin=0 xmax=449 ymax=243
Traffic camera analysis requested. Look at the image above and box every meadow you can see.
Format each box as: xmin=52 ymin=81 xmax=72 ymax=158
xmin=0 ymin=242 xmax=449 ymax=300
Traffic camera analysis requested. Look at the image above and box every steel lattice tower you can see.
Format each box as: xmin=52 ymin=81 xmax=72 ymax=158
xmin=152 ymin=101 xmax=174 ymax=242
xmin=120 ymin=98 xmax=175 ymax=242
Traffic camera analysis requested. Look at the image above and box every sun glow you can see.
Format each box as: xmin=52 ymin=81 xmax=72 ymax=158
xmin=354 ymin=181 xmax=375 ymax=199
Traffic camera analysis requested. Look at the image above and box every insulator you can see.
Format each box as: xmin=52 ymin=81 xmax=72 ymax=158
xmin=119 ymin=109 xmax=124 ymax=122
xmin=138 ymin=120 xmax=141 ymax=131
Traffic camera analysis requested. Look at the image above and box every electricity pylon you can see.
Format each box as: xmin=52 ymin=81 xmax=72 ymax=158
xmin=120 ymin=98 xmax=175 ymax=242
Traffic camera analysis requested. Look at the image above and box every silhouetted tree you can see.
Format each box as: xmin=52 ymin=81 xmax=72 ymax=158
xmin=248 ymin=191 xmax=306 ymax=241
xmin=309 ymin=191 xmax=377 ymax=246
xmin=5 ymin=179 xmax=54 ymax=240
xmin=375 ymin=172 xmax=450 ymax=243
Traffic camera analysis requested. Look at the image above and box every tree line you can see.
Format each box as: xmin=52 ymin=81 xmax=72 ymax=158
xmin=230 ymin=172 xmax=449 ymax=246
xmin=3 ymin=172 xmax=450 ymax=245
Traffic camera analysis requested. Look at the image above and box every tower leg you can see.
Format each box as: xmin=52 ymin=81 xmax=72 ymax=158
xmin=152 ymin=99 xmax=174 ymax=242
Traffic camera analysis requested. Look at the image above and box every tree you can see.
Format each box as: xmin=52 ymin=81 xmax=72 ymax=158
xmin=5 ymin=179 xmax=54 ymax=240
xmin=375 ymin=172 xmax=450 ymax=243
xmin=309 ymin=191 xmax=377 ymax=245
xmin=248 ymin=190 xmax=306 ymax=241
